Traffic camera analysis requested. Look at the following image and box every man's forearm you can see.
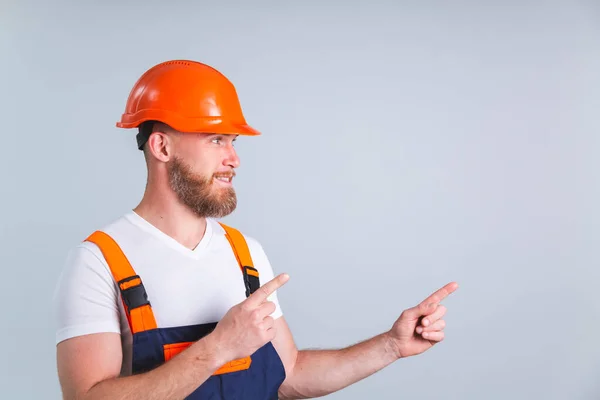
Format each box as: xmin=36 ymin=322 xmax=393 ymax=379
xmin=80 ymin=335 xmax=223 ymax=400
xmin=278 ymin=332 xmax=400 ymax=399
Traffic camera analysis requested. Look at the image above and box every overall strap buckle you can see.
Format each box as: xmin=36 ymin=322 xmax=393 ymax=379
xmin=242 ymin=266 xmax=260 ymax=297
xmin=118 ymin=275 xmax=151 ymax=310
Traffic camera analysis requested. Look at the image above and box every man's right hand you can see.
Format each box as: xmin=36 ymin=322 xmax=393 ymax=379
xmin=208 ymin=273 xmax=290 ymax=363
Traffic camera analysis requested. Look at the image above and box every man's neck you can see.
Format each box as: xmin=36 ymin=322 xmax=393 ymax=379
xmin=133 ymin=189 xmax=207 ymax=251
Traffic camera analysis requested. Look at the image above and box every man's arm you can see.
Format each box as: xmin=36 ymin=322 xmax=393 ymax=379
xmin=274 ymin=319 xmax=398 ymax=400
xmin=274 ymin=282 xmax=458 ymax=399
xmin=57 ymin=332 xmax=224 ymax=400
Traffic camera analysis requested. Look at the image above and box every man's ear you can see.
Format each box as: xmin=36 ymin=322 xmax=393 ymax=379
xmin=146 ymin=131 xmax=171 ymax=162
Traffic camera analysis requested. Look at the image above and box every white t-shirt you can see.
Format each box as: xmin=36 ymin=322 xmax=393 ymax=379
xmin=53 ymin=211 xmax=283 ymax=376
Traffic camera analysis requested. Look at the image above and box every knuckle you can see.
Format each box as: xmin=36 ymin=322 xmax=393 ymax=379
xmin=250 ymin=309 xmax=261 ymax=321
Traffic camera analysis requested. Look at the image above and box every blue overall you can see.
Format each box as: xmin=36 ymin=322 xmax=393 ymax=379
xmin=86 ymin=224 xmax=286 ymax=399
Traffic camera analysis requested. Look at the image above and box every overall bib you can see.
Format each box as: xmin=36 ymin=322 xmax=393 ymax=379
xmin=85 ymin=223 xmax=286 ymax=399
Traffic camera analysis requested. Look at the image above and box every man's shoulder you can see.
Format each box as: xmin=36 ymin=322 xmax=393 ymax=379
xmin=91 ymin=211 xmax=138 ymax=237
xmin=65 ymin=212 xmax=137 ymax=261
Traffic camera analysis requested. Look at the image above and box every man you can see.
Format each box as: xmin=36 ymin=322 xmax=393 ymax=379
xmin=54 ymin=59 xmax=458 ymax=400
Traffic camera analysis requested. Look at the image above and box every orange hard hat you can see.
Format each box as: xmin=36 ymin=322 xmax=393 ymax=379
xmin=116 ymin=60 xmax=260 ymax=149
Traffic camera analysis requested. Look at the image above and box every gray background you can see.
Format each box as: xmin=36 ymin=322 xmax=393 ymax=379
xmin=1 ymin=0 xmax=598 ymax=399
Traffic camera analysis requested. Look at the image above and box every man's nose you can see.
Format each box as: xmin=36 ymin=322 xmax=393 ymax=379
xmin=224 ymin=144 xmax=240 ymax=169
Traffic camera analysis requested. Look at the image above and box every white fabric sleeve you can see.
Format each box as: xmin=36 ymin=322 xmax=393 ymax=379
xmin=53 ymin=242 xmax=122 ymax=344
xmin=246 ymin=237 xmax=284 ymax=320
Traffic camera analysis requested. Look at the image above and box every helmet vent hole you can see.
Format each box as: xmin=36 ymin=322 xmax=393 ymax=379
xmin=164 ymin=61 xmax=190 ymax=67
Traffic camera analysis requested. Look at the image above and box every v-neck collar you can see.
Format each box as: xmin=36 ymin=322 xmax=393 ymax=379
xmin=125 ymin=210 xmax=214 ymax=259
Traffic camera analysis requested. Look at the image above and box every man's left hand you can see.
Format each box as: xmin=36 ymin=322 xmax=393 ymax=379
xmin=387 ymin=282 xmax=459 ymax=359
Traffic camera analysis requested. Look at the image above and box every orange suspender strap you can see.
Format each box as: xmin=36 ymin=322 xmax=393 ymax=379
xmin=85 ymin=231 xmax=158 ymax=334
xmin=213 ymin=222 xmax=257 ymax=374
xmin=219 ymin=222 xmax=261 ymax=297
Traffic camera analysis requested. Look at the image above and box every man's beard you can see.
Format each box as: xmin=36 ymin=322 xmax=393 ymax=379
xmin=167 ymin=156 xmax=237 ymax=218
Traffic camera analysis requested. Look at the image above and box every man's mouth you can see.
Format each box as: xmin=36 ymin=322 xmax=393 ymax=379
xmin=213 ymin=172 xmax=235 ymax=184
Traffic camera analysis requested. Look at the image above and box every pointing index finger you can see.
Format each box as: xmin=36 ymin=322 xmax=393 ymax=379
xmin=420 ymin=281 xmax=458 ymax=307
xmin=246 ymin=273 xmax=290 ymax=306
